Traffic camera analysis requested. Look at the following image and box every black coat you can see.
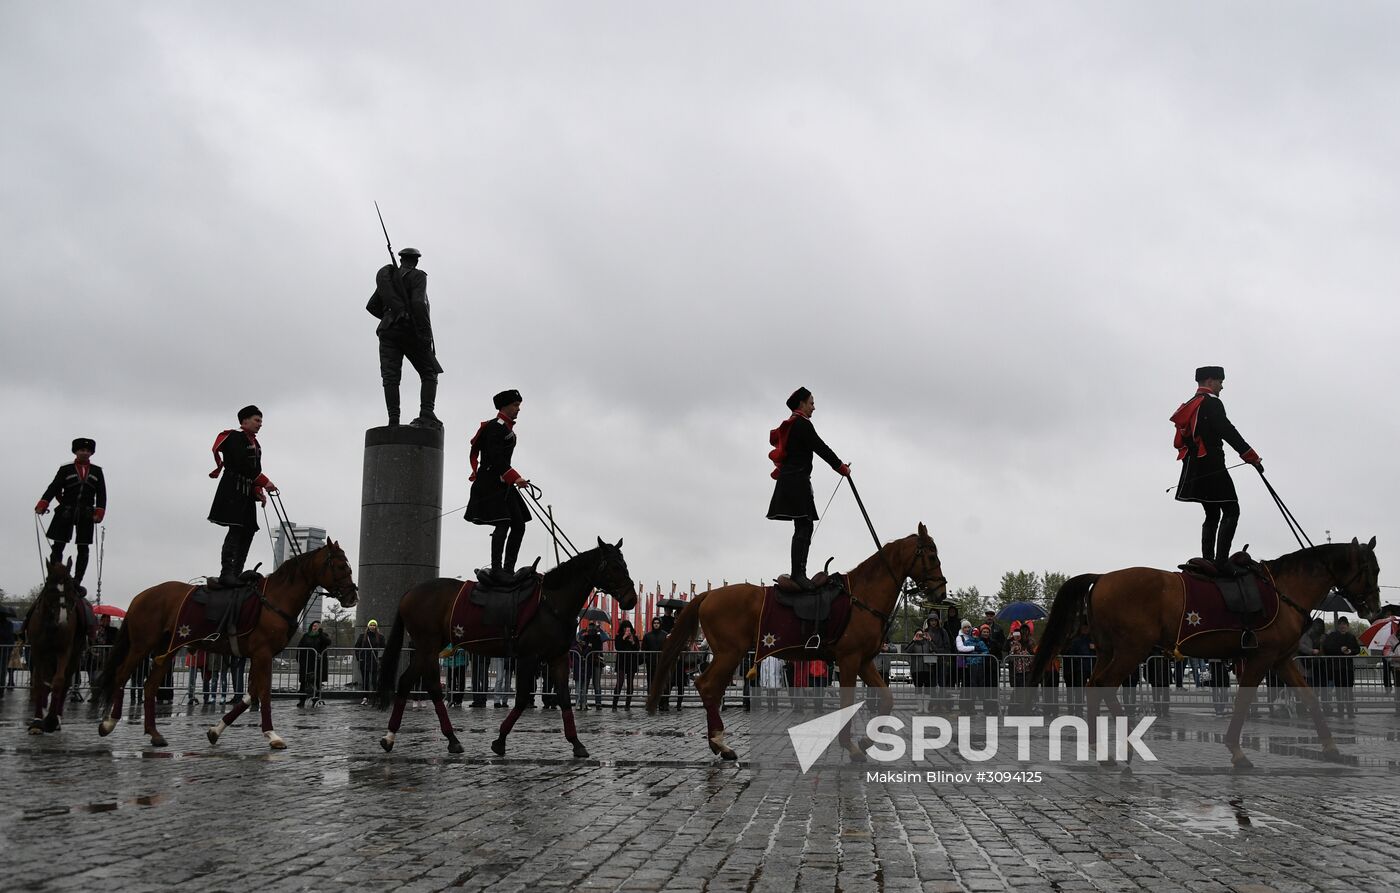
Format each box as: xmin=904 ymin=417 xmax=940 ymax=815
xmin=464 ymin=417 xmax=529 ymax=526
xmin=767 ymin=415 xmax=843 ymax=521
xmin=614 ymin=630 xmax=641 ymax=674
xmin=1321 ymin=630 xmax=1361 ymax=686
xmin=1175 ymin=393 xmax=1252 ymax=504
xmin=208 ymin=431 xmax=265 ymax=529
xmin=40 ymin=463 xmax=107 ymax=544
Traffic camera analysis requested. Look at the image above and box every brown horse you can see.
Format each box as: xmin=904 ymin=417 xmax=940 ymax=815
xmin=377 ymin=539 xmax=634 ymax=757
xmin=21 ymin=560 xmax=86 ymax=734
xmin=646 ymin=523 xmax=947 ymax=760
xmin=93 ymin=541 xmax=357 ymax=749
xmin=1029 ymin=537 xmax=1381 ymax=768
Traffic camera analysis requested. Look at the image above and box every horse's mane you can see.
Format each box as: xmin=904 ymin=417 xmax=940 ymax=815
xmin=267 ymin=546 xmax=326 ymax=586
xmin=849 ymin=534 xmax=915 ymax=582
xmin=1264 ymin=542 xmax=1345 ymax=580
xmin=542 ymin=546 xmax=601 ymax=588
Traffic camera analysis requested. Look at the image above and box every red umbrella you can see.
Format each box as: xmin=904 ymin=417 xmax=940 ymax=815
xmin=93 ymin=604 xmax=127 ymax=619
xmin=1359 ymin=616 xmax=1400 ymax=652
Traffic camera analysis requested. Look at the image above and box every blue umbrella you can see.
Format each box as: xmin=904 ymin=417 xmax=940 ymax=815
xmin=996 ymin=601 xmax=1047 ymax=623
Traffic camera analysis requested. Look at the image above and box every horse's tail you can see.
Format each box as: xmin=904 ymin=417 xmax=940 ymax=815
xmin=92 ymin=620 xmax=131 ymax=711
xmin=376 ymin=609 xmax=406 ymax=708
xmin=645 ymin=591 xmax=707 ymax=713
xmin=1028 ymin=573 xmax=1098 ymax=683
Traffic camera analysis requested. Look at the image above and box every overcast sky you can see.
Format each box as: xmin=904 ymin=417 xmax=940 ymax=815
xmin=2 ymin=3 xmax=1397 ymax=614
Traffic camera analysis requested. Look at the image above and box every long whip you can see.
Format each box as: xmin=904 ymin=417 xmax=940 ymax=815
xmin=34 ymin=514 xmax=48 ymax=582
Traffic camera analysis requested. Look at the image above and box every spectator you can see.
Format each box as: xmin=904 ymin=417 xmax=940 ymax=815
xmin=296 ymin=620 xmax=332 ymax=708
xmin=1062 ymin=621 xmax=1095 ymax=715
xmin=578 ymin=622 xmax=605 ymax=709
xmin=208 ymin=652 xmax=230 ymax=707
xmin=758 ymin=656 xmax=784 ymax=709
xmin=1145 ymin=647 xmax=1171 ymax=718
xmin=941 ymin=606 xmax=962 ymax=644
xmin=1321 ymin=618 xmax=1361 ymax=718
xmin=906 ymin=629 xmax=934 ymax=706
xmin=445 ymin=646 xmax=468 ymax=707
xmin=0 ymin=617 xmax=16 ymax=699
xmin=1206 ymin=657 xmax=1231 ymax=715
xmin=184 ymin=647 xmax=209 ymax=706
xmin=228 ymin=654 xmax=247 ymax=704
xmin=983 ymin=611 xmax=1007 ymax=659
xmin=641 ymin=618 xmax=669 ymax=712
xmin=491 ymin=656 xmax=514 ymax=709
xmin=611 ymin=619 xmax=640 ymax=710
xmin=924 ymin=617 xmax=955 ymax=711
xmin=659 ymin=605 xmax=678 ymax=634
xmin=355 ymin=620 xmax=387 ymax=706
xmin=955 ymin=620 xmax=990 ymax=714
xmin=1008 ymin=627 xmax=1032 ymax=691
xmin=1298 ymin=617 xmax=1325 ymax=690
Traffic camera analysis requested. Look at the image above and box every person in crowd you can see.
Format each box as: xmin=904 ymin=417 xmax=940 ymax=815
xmin=1145 ymin=647 xmax=1171 ymax=718
xmin=906 ymin=628 xmax=934 ymax=705
xmin=0 ymin=616 xmax=17 ymax=699
xmin=296 ymin=620 xmax=332 ymax=708
xmin=1062 ymin=621 xmax=1095 ymax=715
xmin=207 ymin=651 xmax=229 ymax=707
xmin=185 ymin=647 xmax=209 ymax=706
xmin=758 ymin=655 xmax=785 ymax=710
xmin=1321 ymin=617 xmax=1361 ymax=718
xmin=468 ymin=651 xmax=490 ymax=708
xmin=956 ymin=620 xmax=991 ymax=714
xmin=577 ymin=621 xmax=605 ymax=709
xmin=1007 ymin=626 xmax=1033 ymax=708
xmin=611 ymin=619 xmax=640 ymax=710
xmin=642 ymin=617 xmax=670 ymax=712
xmin=1207 ymin=657 xmax=1232 ymax=715
xmin=491 ymin=656 xmax=514 ymax=709
xmin=924 ymin=616 xmax=954 ymax=711
xmin=982 ymin=611 xmax=1007 ymax=659
xmin=355 ymin=619 xmax=386 ymax=706
xmin=444 ymin=646 xmax=467 ymax=707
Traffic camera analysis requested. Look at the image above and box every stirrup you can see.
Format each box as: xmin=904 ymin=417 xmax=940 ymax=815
xmin=803 ymin=634 xmax=823 ymax=650
xmin=1240 ymin=630 xmax=1259 ymax=650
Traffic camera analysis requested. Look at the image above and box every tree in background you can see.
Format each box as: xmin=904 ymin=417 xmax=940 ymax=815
xmin=321 ymin=600 xmax=354 ymax=646
xmin=992 ymin=572 xmax=1071 ymax=611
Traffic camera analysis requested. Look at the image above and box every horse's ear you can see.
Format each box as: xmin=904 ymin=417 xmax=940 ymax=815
xmin=918 ymin=522 xmax=928 ymax=538
xmin=597 ymin=536 xmax=605 ymax=549
xmin=1352 ymin=537 xmax=1360 ymax=546
xmin=615 ymin=538 xmax=623 ymax=549
xmin=1368 ymin=536 xmax=1377 ymax=549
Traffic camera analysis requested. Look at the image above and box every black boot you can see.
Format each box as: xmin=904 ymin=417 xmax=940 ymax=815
xmin=790 ymin=519 xmax=814 ymax=589
xmin=1215 ymin=513 xmax=1239 ymax=565
xmin=611 ymin=695 xmax=618 ymax=710
xmin=410 ymin=378 xmax=443 ymax=430
xmin=217 ymin=538 xmax=241 ymax=586
xmin=384 ymin=384 xmax=401 ymax=426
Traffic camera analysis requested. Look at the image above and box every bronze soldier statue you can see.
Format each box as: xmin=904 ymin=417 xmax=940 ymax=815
xmin=367 ymin=247 xmax=443 ymax=430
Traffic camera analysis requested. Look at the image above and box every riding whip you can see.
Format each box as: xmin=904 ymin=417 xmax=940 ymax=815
xmin=1164 ymin=461 xmax=1249 ymax=494
xmin=33 ymin=514 xmax=47 ymax=582
xmin=94 ymin=526 xmax=106 ymax=606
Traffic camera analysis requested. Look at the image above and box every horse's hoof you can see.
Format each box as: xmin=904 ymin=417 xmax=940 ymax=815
xmin=720 ymin=748 xmax=737 ymax=761
xmin=150 ymin=734 xmax=167 ymax=748
xmin=490 ymin=738 xmax=505 ymax=756
xmin=97 ymin=722 xmax=112 ymax=737
xmin=27 ymin=726 xmax=43 ymax=736
xmin=1322 ymin=746 xmax=1345 ymax=763
xmin=572 ymin=741 xmax=589 ymax=759
xmin=207 ymin=729 xmax=220 ymax=746
xmin=43 ymin=715 xmax=60 ymax=733
xmin=1232 ymin=756 xmax=1254 ymax=771
xmin=380 ymin=736 xmax=394 ymax=753
xmin=447 ymin=739 xmax=464 ymax=755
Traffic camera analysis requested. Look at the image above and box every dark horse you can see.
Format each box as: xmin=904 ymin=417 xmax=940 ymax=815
xmin=647 ymin=524 xmax=947 ymax=760
xmin=22 ymin=560 xmax=86 ymax=734
xmin=93 ymin=542 xmax=358 ymax=749
xmin=377 ymin=538 xmax=635 ymax=757
xmin=1029 ymin=537 xmax=1380 ymax=768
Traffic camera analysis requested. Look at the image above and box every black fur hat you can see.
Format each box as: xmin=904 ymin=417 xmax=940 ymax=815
xmin=493 ymin=389 xmax=522 ymax=409
xmin=786 ymin=387 xmax=811 ymax=411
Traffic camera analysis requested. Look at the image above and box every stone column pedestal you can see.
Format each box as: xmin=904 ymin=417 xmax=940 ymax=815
xmin=357 ymin=426 xmax=444 ymax=630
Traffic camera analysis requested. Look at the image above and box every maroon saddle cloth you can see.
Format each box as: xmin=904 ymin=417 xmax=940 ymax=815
xmin=165 ymin=582 xmax=264 ymax=656
xmin=1175 ymin=571 xmax=1280 ymax=651
xmin=753 ymin=578 xmax=853 ymax=664
xmin=450 ymin=579 xmax=543 ymax=647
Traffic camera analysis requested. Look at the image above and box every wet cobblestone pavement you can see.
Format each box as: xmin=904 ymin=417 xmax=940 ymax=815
xmin=1 ymin=695 xmax=1396 ymax=892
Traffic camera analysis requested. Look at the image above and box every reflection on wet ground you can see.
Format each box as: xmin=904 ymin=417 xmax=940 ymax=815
xmin=1 ymin=698 xmax=1395 ymax=891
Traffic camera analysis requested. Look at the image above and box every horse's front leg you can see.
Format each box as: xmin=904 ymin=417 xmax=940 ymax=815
xmin=491 ymin=657 xmax=535 ymax=756
xmin=250 ymin=658 xmax=284 ymax=749
xmin=42 ymin=661 xmax=69 ymax=733
xmin=553 ymin=654 xmax=588 ymax=758
xmin=832 ymin=655 xmax=865 ymax=761
xmin=28 ymin=673 xmax=49 ymax=734
xmin=428 ymin=655 xmax=464 ymax=754
xmin=208 ymin=649 xmax=255 ymax=746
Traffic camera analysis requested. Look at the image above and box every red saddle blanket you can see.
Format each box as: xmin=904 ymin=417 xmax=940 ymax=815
xmin=1175 ymin=572 xmax=1280 ymax=651
xmin=164 ymin=583 xmax=264 ymax=657
xmin=752 ymin=585 xmax=853 ymax=664
xmin=450 ymin=580 xmax=543 ymax=647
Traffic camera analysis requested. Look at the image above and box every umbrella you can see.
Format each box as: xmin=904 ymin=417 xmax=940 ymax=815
xmin=580 ymin=608 xmax=611 ymax=623
xmin=996 ymin=601 xmax=1047 ymax=623
xmin=93 ymin=604 xmax=127 ymax=619
xmin=1319 ymin=591 xmax=1355 ymax=613
xmin=657 ymin=598 xmax=688 ymax=610
xmin=1359 ymin=616 xmax=1399 ymax=652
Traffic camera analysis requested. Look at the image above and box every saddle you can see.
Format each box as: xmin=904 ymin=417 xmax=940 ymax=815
xmin=191 ymin=581 xmax=260 ymax=635
xmin=1178 ymin=550 xmax=1267 ymax=615
xmin=775 ymin=573 xmax=847 ymax=623
xmin=470 ymin=561 xmax=542 ymax=631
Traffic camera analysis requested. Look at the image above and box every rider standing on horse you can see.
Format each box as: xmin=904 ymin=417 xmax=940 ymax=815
xmin=208 ymin=405 xmax=277 ymax=586
xmin=465 ymin=389 xmax=532 ymax=584
xmin=1171 ymin=365 xmax=1263 ymax=566
xmin=768 ymin=387 xmax=849 ymax=589
xmin=366 ymin=246 xmax=443 ymax=430
xmin=35 ymin=437 xmax=106 ymax=592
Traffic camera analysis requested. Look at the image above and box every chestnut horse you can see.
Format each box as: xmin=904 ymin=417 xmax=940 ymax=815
xmin=21 ymin=560 xmax=86 ymax=734
xmin=646 ymin=523 xmax=947 ymax=760
xmin=1029 ymin=537 xmax=1380 ymax=768
xmin=93 ymin=541 xmax=357 ymax=749
xmin=377 ymin=538 xmax=635 ymax=757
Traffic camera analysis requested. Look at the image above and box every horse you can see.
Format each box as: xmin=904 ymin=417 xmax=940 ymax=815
xmin=1028 ymin=537 xmax=1381 ymax=768
xmin=377 ymin=538 xmax=635 ymax=758
xmin=21 ymin=560 xmax=86 ymax=734
xmin=92 ymin=541 xmax=358 ymax=749
xmin=646 ymin=523 xmax=948 ymax=760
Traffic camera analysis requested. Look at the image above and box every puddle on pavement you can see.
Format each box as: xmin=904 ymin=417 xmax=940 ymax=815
xmin=70 ymin=793 xmax=169 ymax=814
xmin=1159 ymin=797 xmax=1299 ymax=834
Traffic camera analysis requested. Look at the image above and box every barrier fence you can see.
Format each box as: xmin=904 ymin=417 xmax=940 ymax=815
xmin=3 ymin=643 xmax=1397 ymax=714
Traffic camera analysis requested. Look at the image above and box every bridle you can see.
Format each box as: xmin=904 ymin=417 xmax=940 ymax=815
xmin=262 ymin=546 xmax=359 ymax=636
xmin=852 ymin=538 xmax=946 ymax=631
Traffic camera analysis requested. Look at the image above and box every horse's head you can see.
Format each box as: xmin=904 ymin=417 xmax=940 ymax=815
xmin=1336 ymin=536 xmax=1381 ymax=621
xmin=41 ymin=559 xmax=76 ymax=605
xmin=901 ymin=522 xmax=948 ymax=602
xmin=314 ymin=539 xmax=359 ymax=608
xmin=592 ymin=537 xmax=637 ymax=610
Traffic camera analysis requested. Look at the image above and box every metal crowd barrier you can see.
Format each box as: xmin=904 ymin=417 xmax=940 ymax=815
xmin=2 ymin=643 xmax=1395 ymax=714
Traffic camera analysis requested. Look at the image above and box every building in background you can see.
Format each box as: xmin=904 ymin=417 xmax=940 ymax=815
xmin=273 ymin=524 xmax=328 ymax=625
